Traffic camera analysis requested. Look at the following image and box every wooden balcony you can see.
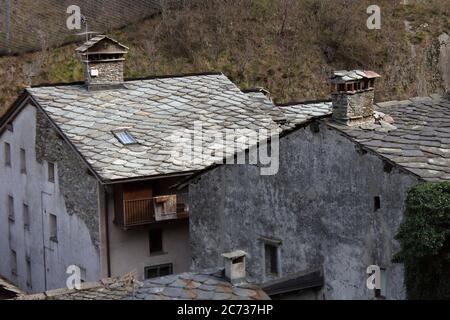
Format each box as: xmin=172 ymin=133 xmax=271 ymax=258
xmin=119 ymin=195 xmax=188 ymax=229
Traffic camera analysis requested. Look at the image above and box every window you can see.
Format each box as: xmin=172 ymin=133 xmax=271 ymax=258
xmin=26 ymin=257 xmax=32 ymax=288
xmin=8 ymin=195 xmax=14 ymax=221
xmin=113 ymin=130 xmax=137 ymax=145
xmin=375 ymin=268 xmax=387 ymax=299
xmin=20 ymin=148 xmax=26 ymax=174
xmin=149 ymin=228 xmax=163 ymax=254
xmin=10 ymin=250 xmax=17 ymax=276
xmin=6 ymin=123 xmax=13 ymax=132
xmin=23 ymin=204 xmax=30 ymax=230
xmin=265 ymin=243 xmax=279 ymax=277
xmin=5 ymin=142 xmax=11 ymax=167
xmin=144 ymin=264 xmax=173 ymax=279
xmin=374 ymin=196 xmax=381 ymax=211
xmin=49 ymin=214 xmax=58 ymax=242
xmin=48 ymin=162 xmax=55 ymax=183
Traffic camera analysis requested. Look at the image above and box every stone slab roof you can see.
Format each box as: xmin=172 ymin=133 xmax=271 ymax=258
xmin=327 ymin=94 xmax=450 ymax=182
xmin=277 ymin=101 xmax=333 ymax=130
xmin=28 ymin=74 xmax=279 ymax=182
xmin=75 ymin=35 xmax=129 ymax=53
xmin=17 ymin=271 xmax=270 ymax=301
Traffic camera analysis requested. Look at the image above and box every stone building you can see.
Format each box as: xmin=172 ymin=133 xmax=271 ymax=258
xmin=0 ymin=36 xmax=279 ymax=293
xmin=186 ymin=71 xmax=450 ymax=299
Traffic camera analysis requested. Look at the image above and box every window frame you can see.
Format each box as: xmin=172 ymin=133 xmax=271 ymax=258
xmin=112 ymin=130 xmax=138 ymax=146
xmin=4 ymin=142 xmax=11 ymax=167
xmin=48 ymin=162 xmax=55 ymax=183
xmin=144 ymin=263 xmax=173 ymax=280
xmin=20 ymin=148 xmax=26 ymax=174
xmin=10 ymin=250 xmax=17 ymax=276
xmin=49 ymin=214 xmax=58 ymax=242
xmin=149 ymin=228 xmax=164 ymax=255
xmin=23 ymin=203 xmax=30 ymax=230
xmin=8 ymin=195 xmax=14 ymax=222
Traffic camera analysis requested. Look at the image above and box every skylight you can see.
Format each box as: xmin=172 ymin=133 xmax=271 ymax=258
xmin=113 ymin=130 xmax=137 ymax=145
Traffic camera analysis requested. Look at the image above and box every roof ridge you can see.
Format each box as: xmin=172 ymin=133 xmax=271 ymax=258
xmin=29 ymin=72 xmax=224 ymax=89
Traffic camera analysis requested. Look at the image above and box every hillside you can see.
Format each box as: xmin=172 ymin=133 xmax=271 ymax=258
xmin=1 ymin=0 xmax=449 ymax=118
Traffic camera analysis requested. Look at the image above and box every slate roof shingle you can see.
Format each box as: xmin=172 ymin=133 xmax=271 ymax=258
xmin=17 ymin=270 xmax=270 ymax=301
xmin=28 ymin=74 xmax=280 ymax=182
xmin=327 ymin=94 xmax=450 ymax=182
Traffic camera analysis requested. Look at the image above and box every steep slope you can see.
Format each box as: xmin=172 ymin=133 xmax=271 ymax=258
xmin=1 ymin=0 xmax=449 ymax=117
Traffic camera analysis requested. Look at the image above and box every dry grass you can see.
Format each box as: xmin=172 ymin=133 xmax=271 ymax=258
xmin=1 ymin=0 xmax=449 ymax=117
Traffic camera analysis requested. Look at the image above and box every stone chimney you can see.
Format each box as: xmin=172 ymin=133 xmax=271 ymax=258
xmin=330 ymin=70 xmax=381 ymax=126
xmin=75 ymin=35 xmax=129 ymax=91
xmin=222 ymin=250 xmax=247 ymax=285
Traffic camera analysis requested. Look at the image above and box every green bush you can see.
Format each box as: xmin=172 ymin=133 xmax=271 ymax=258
xmin=393 ymin=182 xmax=450 ymax=300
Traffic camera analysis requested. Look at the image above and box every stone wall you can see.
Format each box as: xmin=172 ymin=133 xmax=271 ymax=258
xmin=332 ymin=90 xmax=375 ymax=124
xmin=36 ymin=109 xmax=100 ymax=248
xmin=189 ymin=121 xmax=420 ymax=300
xmin=84 ymin=61 xmax=124 ymax=88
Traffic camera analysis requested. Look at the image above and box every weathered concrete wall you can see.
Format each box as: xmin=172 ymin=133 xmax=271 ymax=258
xmin=0 ymin=104 xmax=100 ymax=293
xmin=189 ymin=121 xmax=420 ymax=300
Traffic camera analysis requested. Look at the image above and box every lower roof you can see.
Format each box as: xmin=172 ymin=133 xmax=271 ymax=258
xmin=328 ymin=94 xmax=450 ymax=182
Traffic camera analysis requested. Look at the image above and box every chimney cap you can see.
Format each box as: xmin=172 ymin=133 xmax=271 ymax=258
xmin=331 ymin=70 xmax=381 ymax=83
xmin=76 ymin=35 xmax=129 ymax=54
xmin=221 ymin=250 xmax=247 ymax=260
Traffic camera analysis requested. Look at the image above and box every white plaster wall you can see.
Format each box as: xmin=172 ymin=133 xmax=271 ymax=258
xmin=0 ymin=105 xmax=100 ymax=293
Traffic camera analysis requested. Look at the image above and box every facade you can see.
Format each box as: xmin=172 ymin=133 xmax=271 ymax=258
xmin=0 ymin=36 xmax=278 ymax=293
xmin=187 ymin=72 xmax=450 ymax=299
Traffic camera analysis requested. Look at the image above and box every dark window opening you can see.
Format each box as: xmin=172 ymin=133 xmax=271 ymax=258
xmin=49 ymin=214 xmax=58 ymax=242
xmin=375 ymin=268 xmax=386 ymax=299
xmin=338 ymin=84 xmax=345 ymax=92
xmin=6 ymin=123 xmax=13 ymax=132
xmin=48 ymin=162 xmax=55 ymax=183
xmin=8 ymin=195 xmax=14 ymax=221
xmin=149 ymin=228 xmax=163 ymax=254
xmin=23 ymin=204 xmax=29 ymax=230
xmin=265 ymin=243 xmax=279 ymax=276
xmin=20 ymin=148 xmax=26 ymax=174
xmin=10 ymin=250 xmax=17 ymax=276
xmin=26 ymin=257 xmax=32 ymax=288
xmin=5 ymin=142 xmax=11 ymax=167
xmin=374 ymin=196 xmax=381 ymax=211
xmin=145 ymin=264 xmax=173 ymax=279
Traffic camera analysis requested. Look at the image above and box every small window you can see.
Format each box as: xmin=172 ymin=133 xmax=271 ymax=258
xmin=374 ymin=196 xmax=381 ymax=211
xmin=5 ymin=142 xmax=11 ymax=167
xmin=8 ymin=195 xmax=14 ymax=221
xmin=11 ymin=250 xmax=17 ymax=276
xmin=80 ymin=267 xmax=87 ymax=283
xmin=6 ymin=123 xmax=13 ymax=132
xmin=49 ymin=214 xmax=58 ymax=242
xmin=23 ymin=204 xmax=30 ymax=230
xmin=48 ymin=162 xmax=55 ymax=183
xmin=26 ymin=257 xmax=32 ymax=288
xmin=20 ymin=148 xmax=26 ymax=174
xmin=265 ymin=243 xmax=279 ymax=277
xmin=113 ymin=130 xmax=137 ymax=145
xmin=149 ymin=228 xmax=163 ymax=254
xmin=144 ymin=264 xmax=173 ymax=279
xmin=375 ymin=268 xmax=387 ymax=298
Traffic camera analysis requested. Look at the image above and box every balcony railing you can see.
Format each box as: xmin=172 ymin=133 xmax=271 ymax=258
xmin=121 ymin=195 xmax=188 ymax=228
